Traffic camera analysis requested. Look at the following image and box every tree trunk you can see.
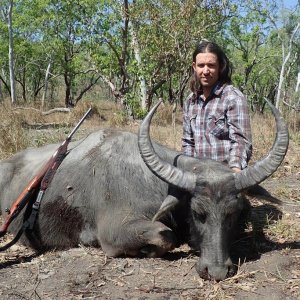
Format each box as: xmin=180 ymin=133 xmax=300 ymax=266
xmin=275 ymin=22 xmax=300 ymax=109
xmin=129 ymin=20 xmax=147 ymax=110
xmin=0 ymin=80 xmax=3 ymax=101
xmin=41 ymin=60 xmax=52 ymax=109
xmin=0 ymin=69 xmax=11 ymax=95
xmin=296 ymin=71 xmax=300 ymax=93
xmin=64 ymin=71 xmax=73 ymax=107
xmin=8 ymin=0 xmax=16 ymax=104
xmin=74 ymin=74 xmax=101 ymax=105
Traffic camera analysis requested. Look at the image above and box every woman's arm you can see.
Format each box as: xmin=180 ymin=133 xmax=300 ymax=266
xmin=227 ymin=90 xmax=252 ymax=169
xmin=182 ymin=99 xmax=195 ymax=157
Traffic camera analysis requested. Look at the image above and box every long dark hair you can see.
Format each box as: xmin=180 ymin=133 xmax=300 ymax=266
xmin=190 ymin=41 xmax=232 ymax=95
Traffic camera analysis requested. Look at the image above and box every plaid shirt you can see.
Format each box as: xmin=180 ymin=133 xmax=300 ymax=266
xmin=182 ymin=82 xmax=252 ymax=169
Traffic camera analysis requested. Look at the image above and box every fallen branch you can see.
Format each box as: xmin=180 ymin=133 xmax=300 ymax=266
xmin=41 ymin=107 xmax=71 ymax=115
xmin=13 ymin=107 xmax=71 ymax=115
xmin=22 ymin=122 xmax=70 ymax=130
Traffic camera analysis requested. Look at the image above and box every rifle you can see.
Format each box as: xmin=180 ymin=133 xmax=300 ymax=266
xmin=0 ymin=108 xmax=92 ymax=245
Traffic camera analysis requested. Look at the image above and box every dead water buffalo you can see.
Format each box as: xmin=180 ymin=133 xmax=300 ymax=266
xmin=0 ymin=100 xmax=288 ymax=281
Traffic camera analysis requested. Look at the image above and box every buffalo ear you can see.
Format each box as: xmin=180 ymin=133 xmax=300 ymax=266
xmin=152 ymin=195 xmax=180 ymax=222
xmin=245 ymin=184 xmax=282 ymax=204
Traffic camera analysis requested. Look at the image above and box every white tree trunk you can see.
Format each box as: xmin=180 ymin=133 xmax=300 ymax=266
xmin=275 ymin=44 xmax=290 ymax=109
xmin=296 ymin=71 xmax=300 ymax=93
xmin=0 ymin=80 xmax=3 ymax=101
xmin=275 ymin=22 xmax=300 ymax=108
xmin=8 ymin=0 xmax=16 ymax=104
xmin=41 ymin=60 xmax=52 ymax=109
xmin=129 ymin=20 xmax=147 ymax=110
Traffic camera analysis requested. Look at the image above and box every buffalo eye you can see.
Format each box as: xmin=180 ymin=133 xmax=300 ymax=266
xmin=193 ymin=210 xmax=206 ymax=224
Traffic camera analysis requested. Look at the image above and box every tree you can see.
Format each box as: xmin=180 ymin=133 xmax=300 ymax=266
xmin=39 ymin=0 xmax=103 ymax=107
xmin=223 ymin=0 xmax=300 ymax=112
xmin=0 ymin=0 xmax=105 ymax=108
xmin=3 ymin=0 xmax=297 ymax=115
xmin=131 ymin=0 xmax=232 ymax=109
xmin=276 ymin=22 xmax=299 ymax=109
xmin=0 ymin=0 xmax=60 ymax=104
xmin=129 ymin=18 xmax=147 ymax=110
xmin=88 ymin=0 xmax=233 ymax=117
xmin=87 ymin=0 xmax=133 ymax=115
xmin=267 ymin=2 xmax=300 ymax=110
xmin=1 ymin=0 xmax=16 ymax=104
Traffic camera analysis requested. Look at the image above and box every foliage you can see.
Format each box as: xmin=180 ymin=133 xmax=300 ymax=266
xmin=0 ymin=0 xmax=298 ymax=114
xmin=221 ymin=0 xmax=300 ymax=112
xmin=130 ymin=0 xmax=231 ymax=107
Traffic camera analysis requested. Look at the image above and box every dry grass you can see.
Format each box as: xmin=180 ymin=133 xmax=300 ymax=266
xmin=0 ymin=99 xmax=299 ymax=171
xmin=250 ymin=112 xmax=300 ymax=179
xmin=0 ymin=104 xmax=29 ymax=159
xmin=264 ymin=213 xmax=300 ymax=243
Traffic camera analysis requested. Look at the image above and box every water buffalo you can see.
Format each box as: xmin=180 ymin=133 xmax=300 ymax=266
xmin=0 ymin=100 xmax=288 ymax=281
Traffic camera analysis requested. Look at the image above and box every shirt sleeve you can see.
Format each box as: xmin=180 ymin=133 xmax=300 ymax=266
xmin=226 ymin=90 xmax=252 ymax=169
xmin=182 ymin=97 xmax=195 ymax=157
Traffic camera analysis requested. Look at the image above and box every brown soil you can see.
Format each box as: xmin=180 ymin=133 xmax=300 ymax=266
xmin=0 ymin=174 xmax=299 ymax=300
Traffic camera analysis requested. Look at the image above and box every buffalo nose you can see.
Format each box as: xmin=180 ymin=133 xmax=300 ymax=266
xmin=196 ymin=257 xmax=233 ymax=281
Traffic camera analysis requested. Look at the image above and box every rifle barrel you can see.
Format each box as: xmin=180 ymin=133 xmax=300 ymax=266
xmin=67 ymin=107 xmax=92 ymax=140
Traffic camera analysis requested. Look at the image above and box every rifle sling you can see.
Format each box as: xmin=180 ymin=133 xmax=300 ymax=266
xmin=0 ymin=226 xmax=25 ymax=251
xmin=0 ymin=189 xmax=48 ymax=252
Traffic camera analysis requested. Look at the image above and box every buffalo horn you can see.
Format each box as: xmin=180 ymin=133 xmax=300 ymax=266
xmin=234 ymin=98 xmax=289 ymax=191
xmin=138 ymin=100 xmax=196 ymax=193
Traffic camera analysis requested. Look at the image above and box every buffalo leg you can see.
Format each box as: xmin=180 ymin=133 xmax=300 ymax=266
xmin=98 ymin=218 xmax=177 ymax=258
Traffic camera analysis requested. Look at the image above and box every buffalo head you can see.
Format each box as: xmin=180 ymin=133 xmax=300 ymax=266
xmin=138 ymin=99 xmax=289 ymax=281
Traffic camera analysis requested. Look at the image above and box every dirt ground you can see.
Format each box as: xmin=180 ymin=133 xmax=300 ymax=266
xmin=0 ymin=173 xmax=299 ymax=300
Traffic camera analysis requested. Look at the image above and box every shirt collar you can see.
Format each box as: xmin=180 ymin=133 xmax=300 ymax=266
xmin=191 ymin=81 xmax=226 ymax=104
xmin=198 ymin=81 xmax=225 ymax=102
xmin=213 ymin=81 xmax=225 ymax=96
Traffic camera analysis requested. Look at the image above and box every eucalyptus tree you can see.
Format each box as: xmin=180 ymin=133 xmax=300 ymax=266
xmin=130 ymin=0 xmax=232 ymax=109
xmin=129 ymin=16 xmax=147 ymax=110
xmin=87 ymin=0 xmax=134 ymax=115
xmin=0 ymin=0 xmax=105 ymax=107
xmin=252 ymin=1 xmax=300 ymax=111
xmin=273 ymin=6 xmax=300 ymax=110
xmin=0 ymin=0 xmax=16 ymax=104
xmin=0 ymin=16 xmax=10 ymax=99
xmin=88 ymin=0 xmax=234 ymax=117
xmin=11 ymin=0 xmax=56 ymax=104
xmin=220 ymin=1 xmax=280 ymax=112
xmin=37 ymin=0 xmax=103 ymax=107
xmin=222 ymin=0 xmax=300 ymax=112
xmin=1 ymin=1 xmax=62 ymax=105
